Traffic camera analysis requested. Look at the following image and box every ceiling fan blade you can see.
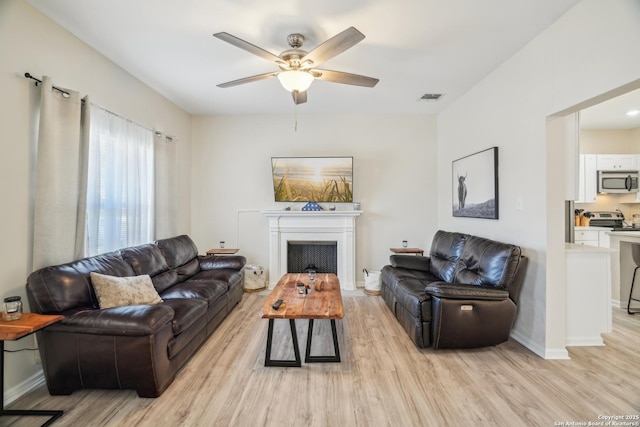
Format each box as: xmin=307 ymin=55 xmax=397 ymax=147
xmin=217 ymin=72 xmax=277 ymax=88
xmin=311 ymin=69 xmax=379 ymax=87
xmin=292 ymin=91 xmax=307 ymax=105
xmin=214 ymin=32 xmax=283 ymax=64
xmin=301 ymin=27 xmax=365 ymax=67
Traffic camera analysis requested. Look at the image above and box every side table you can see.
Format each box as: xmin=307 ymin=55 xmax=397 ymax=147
xmin=390 ymin=247 xmax=424 ymax=256
xmin=206 ymin=248 xmax=240 ymax=255
xmin=0 ymin=313 xmax=64 ymax=426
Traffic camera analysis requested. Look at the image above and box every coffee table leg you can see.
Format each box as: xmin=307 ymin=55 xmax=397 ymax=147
xmin=305 ymin=319 xmax=341 ymax=363
xmin=264 ymin=319 xmax=302 ymax=367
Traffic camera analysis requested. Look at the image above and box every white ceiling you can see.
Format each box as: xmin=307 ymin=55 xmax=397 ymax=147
xmin=580 ymin=88 xmax=640 ymax=130
xmin=28 ymin=0 xmax=583 ymax=116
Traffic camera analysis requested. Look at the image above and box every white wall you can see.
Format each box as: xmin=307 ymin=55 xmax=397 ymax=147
xmin=437 ymin=0 xmax=640 ymax=357
xmin=0 ymin=0 xmax=192 ymax=398
xmin=190 ymin=114 xmax=438 ymax=283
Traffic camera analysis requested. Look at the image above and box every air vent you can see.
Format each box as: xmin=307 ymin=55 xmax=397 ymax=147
xmin=420 ymin=93 xmax=443 ymax=101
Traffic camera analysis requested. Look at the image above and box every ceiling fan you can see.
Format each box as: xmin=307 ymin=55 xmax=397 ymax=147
xmin=213 ymin=27 xmax=379 ymax=105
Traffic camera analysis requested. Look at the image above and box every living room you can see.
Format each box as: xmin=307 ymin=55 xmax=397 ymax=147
xmin=1 ymin=0 xmax=639 ymax=425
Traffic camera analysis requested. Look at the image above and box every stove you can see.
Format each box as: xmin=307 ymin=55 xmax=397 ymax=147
xmin=587 ymin=211 xmax=640 ymax=230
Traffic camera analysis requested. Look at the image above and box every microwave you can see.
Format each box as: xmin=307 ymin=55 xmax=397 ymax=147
xmin=597 ymin=170 xmax=639 ymax=193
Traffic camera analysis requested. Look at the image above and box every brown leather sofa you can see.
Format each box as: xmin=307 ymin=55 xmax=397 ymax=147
xmin=26 ymin=235 xmax=245 ymax=397
xmin=381 ymin=230 xmax=527 ymax=349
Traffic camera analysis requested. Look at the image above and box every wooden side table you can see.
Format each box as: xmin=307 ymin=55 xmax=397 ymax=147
xmin=390 ymin=247 xmax=424 ymax=256
xmin=206 ymin=248 xmax=240 ymax=255
xmin=0 ymin=313 xmax=64 ymax=426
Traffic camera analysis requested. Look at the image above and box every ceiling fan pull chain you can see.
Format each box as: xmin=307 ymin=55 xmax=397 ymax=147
xmin=294 ymin=100 xmax=298 ymax=132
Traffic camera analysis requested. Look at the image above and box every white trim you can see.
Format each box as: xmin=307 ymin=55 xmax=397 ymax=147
xmin=4 ymin=369 xmax=45 ymax=406
xmin=263 ymin=210 xmax=361 ymax=290
xmin=510 ymin=330 xmax=570 ymax=360
xmin=566 ymin=337 xmax=605 ymax=347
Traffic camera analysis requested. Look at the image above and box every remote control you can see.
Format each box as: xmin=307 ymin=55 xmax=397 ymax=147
xmin=272 ymin=299 xmax=283 ymax=310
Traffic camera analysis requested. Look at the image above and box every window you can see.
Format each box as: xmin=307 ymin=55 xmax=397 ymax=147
xmin=83 ymin=105 xmax=154 ymax=256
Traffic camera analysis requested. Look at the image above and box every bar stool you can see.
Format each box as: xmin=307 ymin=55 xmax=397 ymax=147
xmin=628 ymin=244 xmax=640 ymax=314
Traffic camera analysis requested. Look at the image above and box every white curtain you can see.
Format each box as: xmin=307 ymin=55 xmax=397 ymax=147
xmin=82 ymin=104 xmax=154 ymax=256
xmin=154 ymin=132 xmax=178 ymax=239
xmin=32 ymin=77 xmax=82 ymax=270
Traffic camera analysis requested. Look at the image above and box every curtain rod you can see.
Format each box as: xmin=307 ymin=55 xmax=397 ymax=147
xmin=24 ymin=72 xmax=177 ymax=142
xmin=24 ymin=72 xmax=71 ymax=98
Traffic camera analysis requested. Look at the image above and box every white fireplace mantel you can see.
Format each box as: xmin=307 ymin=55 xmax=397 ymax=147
xmin=262 ymin=210 xmax=362 ymax=290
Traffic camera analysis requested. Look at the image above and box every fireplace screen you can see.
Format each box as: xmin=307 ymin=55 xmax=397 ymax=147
xmin=287 ymin=241 xmax=337 ymax=274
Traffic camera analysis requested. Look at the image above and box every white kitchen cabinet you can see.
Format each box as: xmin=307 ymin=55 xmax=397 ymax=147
xmin=574 ymin=227 xmax=612 ymax=248
xmin=577 ymin=154 xmax=598 ymax=203
xmin=596 ymin=154 xmax=637 ymax=171
xmin=598 ymin=230 xmax=610 ymax=249
xmin=575 ymin=229 xmax=599 ymax=246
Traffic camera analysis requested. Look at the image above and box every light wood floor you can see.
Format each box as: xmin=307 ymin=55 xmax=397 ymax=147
xmin=5 ymin=294 xmax=640 ymax=426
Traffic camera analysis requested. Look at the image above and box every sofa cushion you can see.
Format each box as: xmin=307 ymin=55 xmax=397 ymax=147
xmin=151 ymin=270 xmax=180 ymax=293
xmin=27 ymin=251 xmax=135 ymax=313
xmin=161 ymin=299 xmax=207 ymax=335
xmin=155 ymin=235 xmax=199 ymax=269
xmin=121 ymin=244 xmax=169 ymax=277
xmin=199 ymin=255 xmax=246 ymax=271
xmin=389 ymin=255 xmax=430 ymax=271
xmin=175 ymin=258 xmax=201 ymax=281
xmin=160 ymin=280 xmax=228 ymax=306
xmin=190 ymin=269 xmax=244 ymax=288
xmin=429 ymin=230 xmax=468 ymax=282
xmin=453 ymin=236 xmax=522 ymax=288
xmin=394 ymin=279 xmax=432 ymax=321
xmin=90 ymin=273 xmax=163 ymax=309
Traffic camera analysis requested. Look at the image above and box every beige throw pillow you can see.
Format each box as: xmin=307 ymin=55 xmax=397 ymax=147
xmin=90 ymin=272 xmax=163 ymax=309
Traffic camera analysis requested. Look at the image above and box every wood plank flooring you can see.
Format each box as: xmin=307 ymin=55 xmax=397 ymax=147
xmin=4 ymin=294 xmax=640 ymax=426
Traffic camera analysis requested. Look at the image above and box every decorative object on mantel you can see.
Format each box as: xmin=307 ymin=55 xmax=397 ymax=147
xmin=302 ymin=201 xmax=322 ymax=211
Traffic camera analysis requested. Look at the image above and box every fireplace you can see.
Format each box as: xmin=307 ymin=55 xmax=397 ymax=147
xmin=287 ymin=241 xmax=338 ymax=274
xmin=262 ymin=211 xmax=361 ymax=290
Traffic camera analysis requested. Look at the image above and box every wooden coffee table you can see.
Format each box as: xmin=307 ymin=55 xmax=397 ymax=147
xmin=260 ymin=273 xmax=344 ymax=367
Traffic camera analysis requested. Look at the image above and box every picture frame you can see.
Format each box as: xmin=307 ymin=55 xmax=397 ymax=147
xmin=271 ymin=156 xmax=353 ymax=203
xmin=452 ymin=147 xmax=499 ymax=219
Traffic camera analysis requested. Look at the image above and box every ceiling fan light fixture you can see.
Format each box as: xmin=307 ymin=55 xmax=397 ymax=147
xmin=277 ymin=70 xmax=314 ymax=93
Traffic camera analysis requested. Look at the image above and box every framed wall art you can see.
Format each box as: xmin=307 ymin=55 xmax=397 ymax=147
xmin=452 ymin=147 xmax=498 ymax=219
xmin=271 ymin=156 xmax=353 ymax=203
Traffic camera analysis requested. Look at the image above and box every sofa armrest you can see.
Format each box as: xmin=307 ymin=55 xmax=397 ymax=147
xmin=425 ymin=282 xmax=509 ymax=301
xmin=198 ymin=255 xmax=246 ymax=271
xmin=51 ymin=304 xmax=175 ymax=336
xmin=390 ymin=255 xmax=430 ymax=272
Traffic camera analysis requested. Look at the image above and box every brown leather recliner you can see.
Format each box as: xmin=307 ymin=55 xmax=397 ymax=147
xmin=26 ymin=235 xmax=245 ymax=397
xmin=381 ymin=230 xmax=527 ymax=349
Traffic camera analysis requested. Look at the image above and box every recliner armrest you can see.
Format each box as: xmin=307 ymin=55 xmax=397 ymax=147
xmin=390 ymin=255 xmax=430 ymax=272
xmin=425 ymin=282 xmax=509 ymax=301
xmin=198 ymin=255 xmax=246 ymax=271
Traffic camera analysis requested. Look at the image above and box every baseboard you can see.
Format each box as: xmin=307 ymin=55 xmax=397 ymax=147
xmin=566 ymin=337 xmax=604 ymax=347
xmin=509 ymin=330 xmax=570 ymax=360
xmin=4 ymin=369 xmax=45 ymax=406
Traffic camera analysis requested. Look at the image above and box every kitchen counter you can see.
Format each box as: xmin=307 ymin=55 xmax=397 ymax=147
xmin=565 ymin=242 xmax=615 ymax=253
xmin=606 ymin=233 xmax=640 ymax=309
xmin=574 ymin=225 xmax=611 ymax=231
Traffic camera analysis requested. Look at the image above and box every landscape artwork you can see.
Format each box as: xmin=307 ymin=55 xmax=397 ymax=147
xmin=452 ymin=147 xmax=498 ymax=219
xmin=272 ymin=157 xmax=353 ymax=203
